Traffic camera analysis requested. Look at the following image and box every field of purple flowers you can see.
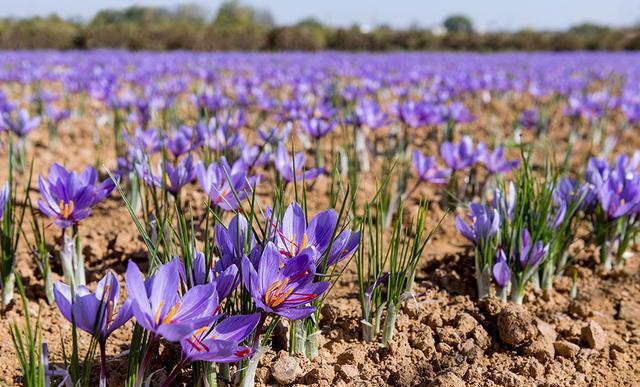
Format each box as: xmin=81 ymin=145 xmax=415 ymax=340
xmin=1 ymin=51 xmax=640 ymax=386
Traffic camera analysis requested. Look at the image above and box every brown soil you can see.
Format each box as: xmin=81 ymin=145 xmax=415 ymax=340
xmin=1 ymin=92 xmax=639 ymax=387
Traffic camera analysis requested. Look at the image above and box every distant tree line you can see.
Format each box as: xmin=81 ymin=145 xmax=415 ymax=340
xmin=1 ymin=2 xmax=640 ymax=51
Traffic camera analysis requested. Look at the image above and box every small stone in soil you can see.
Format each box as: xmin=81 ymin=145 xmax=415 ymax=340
xmin=581 ymin=320 xmax=607 ymax=350
xmin=271 ymin=352 xmax=303 ymax=385
xmin=554 ymin=340 xmax=581 ymax=358
xmin=535 ymin=318 xmax=558 ymax=343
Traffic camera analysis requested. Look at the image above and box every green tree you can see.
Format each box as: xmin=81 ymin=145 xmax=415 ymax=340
xmin=213 ymin=0 xmax=274 ymax=29
xmin=443 ymin=14 xmax=473 ymax=34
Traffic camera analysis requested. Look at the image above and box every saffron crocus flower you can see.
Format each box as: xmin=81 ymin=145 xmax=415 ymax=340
xmin=516 ymin=229 xmax=548 ymax=270
xmin=196 ymin=159 xmax=255 ymax=211
xmin=44 ymin=104 xmax=70 ymax=126
xmin=493 ymin=182 xmax=516 ymax=221
xmin=492 ymin=249 xmax=511 ymax=288
xmin=258 ymin=124 xmax=291 ymax=146
xmin=301 ymin=116 xmax=336 ymax=139
xmin=597 ymin=172 xmax=640 ymax=219
xmin=398 ymin=100 xmax=424 ymax=128
xmin=413 ymin=149 xmax=451 ymax=184
xmin=446 ymin=101 xmax=474 ymax=124
xmin=440 ymin=136 xmax=480 ymax=171
xmin=54 ymin=272 xmax=132 ymax=387
xmin=215 ymin=214 xmax=261 ymax=270
xmin=180 ymin=313 xmax=260 ymax=363
xmin=479 ymin=145 xmax=519 ymax=174
xmin=124 ymin=127 xmax=163 ymax=154
xmin=143 ymin=155 xmax=196 ymax=196
xmin=519 ymin=108 xmax=538 ymax=130
xmin=189 ymin=252 xmax=239 ymax=300
xmin=326 ymin=229 xmax=361 ymax=267
xmin=353 ymin=99 xmax=388 ymax=130
xmin=166 ymin=125 xmax=203 ymax=158
xmin=0 ymin=182 xmax=8 ymax=220
xmin=125 ymin=258 xmax=221 ymax=342
xmin=272 ymin=202 xmax=337 ymax=260
xmin=455 ymin=203 xmax=500 ymax=247
xmin=38 ymin=164 xmax=116 ymax=228
xmin=0 ymin=109 xmax=40 ymax=137
xmin=274 ymin=142 xmax=323 ymax=183
xmin=53 ymin=271 xmax=133 ymax=341
xmin=242 ymin=242 xmax=329 ymax=320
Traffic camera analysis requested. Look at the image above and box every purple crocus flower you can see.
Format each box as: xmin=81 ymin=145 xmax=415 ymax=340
xmin=0 ymin=109 xmax=40 ymax=137
xmin=398 ymin=100 xmax=424 ymax=128
xmin=54 ymin=271 xmax=133 ymax=387
xmin=125 ymin=258 xmax=221 ymax=342
xmin=188 ymin=252 xmax=239 ymax=300
xmin=519 ymin=108 xmax=538 ymax=130
xmin=215 ymin=214 xmax=262 ymax=271
xmin=516 ymin=229 xmax=548 ymax=270
xmin=413 ymin=149 xmax=451 ymax=184
xmin=38 ymin=164 xmax=116 ymax=228
xmin=479 ymin=145 xmax=519 ymax=174
xmin=274 ymin=142 xmax=324 ymax=183
xmin=446 ymin=101 xmax=475 ymax=124
xmin=272 ymin=202 xmax=337 ymax=260
xmin=241 ymin=242 xmax=329 ymax=320
xmin=53 ymin=271 xmax=133 ymax=341
xmin=440 ymin=136 xmax=480 ymax=171
xmin=455 ymin=203 xmax=500 ymax=247
xmin=240 ymin=145 xmax=269 ymax=169
xmin=45 ymin=104 xmax=70 ymax=126
xmin=597 ymin=172 xmax=640 ymax=219
xmin=353 ymin=99 xmax=388 ymax=130
xmin=585 ymin=156 xmax=610 ymax=187
xmin=493 ymin=182 xmax=516 ymax=221
xmin=326 ymin=229 xmax=361 ymax=267
xmin=492 ymin=249 xmax=511 ymax=288
xmin=196 ymin=158 xmax=256 ymax=211
xmin=124 ymin=128 xmax=164 ymax=154
xmin=143 ymin=155 xmax=196 ymax=196
xmin=258 ymin=124 xmax=291 ymax=146
xmin=301 ymin=116 xmax=336 ymax=139
xmin=167 ymin=125 xmax=204 ymax=158
xmin=180 ymin=313 xmax=260 ymax=363
xmin=554 ymin=177 xmax=594 ymax=211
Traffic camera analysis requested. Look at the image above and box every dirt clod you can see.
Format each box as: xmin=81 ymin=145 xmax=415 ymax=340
xmin=498 ymin=304 xmax=536 ymax=347
xmin=428 ymin=371 xmax=465 ymax=387
xmin=554 ymin=340 xmax=581 ymax=358
xmin=524 ymin=337 xmax=555 ymax=363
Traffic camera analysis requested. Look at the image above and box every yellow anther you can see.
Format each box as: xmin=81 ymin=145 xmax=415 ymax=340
xmin=58 ymin=199 xmax=74 ymax=219
xmin=192 ymin=325 xmax=209 ymax=339
xmin=162 ymin=302 xmax=181 ymax=324
xmin=300 ymin=233 xmax=309 ymax=250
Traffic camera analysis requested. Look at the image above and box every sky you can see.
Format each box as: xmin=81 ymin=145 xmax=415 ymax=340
xmin=3 ymin=0 xmax=640 ymax=31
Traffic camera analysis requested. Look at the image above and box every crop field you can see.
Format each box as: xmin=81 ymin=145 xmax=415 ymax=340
xmin=0 ymin=51 xmax=639 ymax=386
